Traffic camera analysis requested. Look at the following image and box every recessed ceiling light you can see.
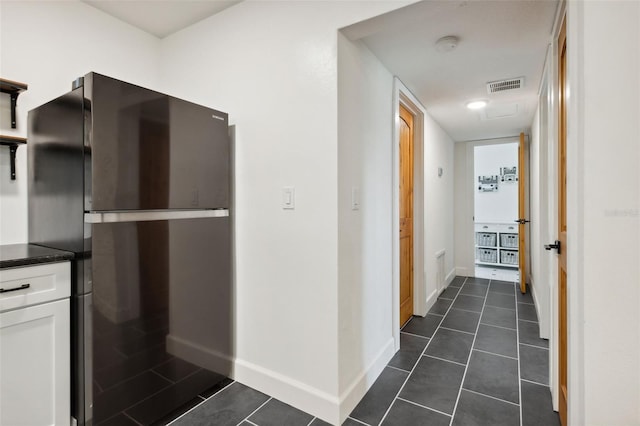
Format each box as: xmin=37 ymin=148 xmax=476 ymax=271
xmin=466 ymin=100 xmax=487 ymax=110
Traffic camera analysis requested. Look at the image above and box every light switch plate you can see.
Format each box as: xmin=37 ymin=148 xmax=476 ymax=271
xmin=283 ymin=187 xmax=295 ymax=209
xmin=351 ymin=187 xmax=360 ymax=210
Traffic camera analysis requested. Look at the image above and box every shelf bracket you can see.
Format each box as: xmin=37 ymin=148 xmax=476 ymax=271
xmin=1 ymin=135 xmax=27 ymax=180
xmin=9 ymin=145 xmax=17 ymax=180
xmin=10 ymin=92 xmax=18 ymax=129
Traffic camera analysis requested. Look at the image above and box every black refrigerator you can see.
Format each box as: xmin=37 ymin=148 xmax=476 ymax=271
xmin=28 ymin=73 xmax=233 ymax=425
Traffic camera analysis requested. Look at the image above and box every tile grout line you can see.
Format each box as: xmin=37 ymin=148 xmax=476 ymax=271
xmin=484 ymin=304 xmax=517 ymax=312
xmin=400 ymin=331 xmax=431 ymax=339
xmin=516 ymin=282 xmax=524 ymax=426
xmin=520 ymin=341 xmax=550 ymax=350
xmin=448 ymin=277 xmax=491 ymax=426
xmin=386 ymin=364 xmax=411 ymax=373
xmin=460 ymin=387 xmax=520 ymax=407
xmin=454 ymin=293 xmax=486 ymax=300
xmin=237 ymin=397 xmax=272 ymax=426
xmin=480 ymin=322 xmax=517 ymax=332
xmin=473 ymin=348 xmax=519 ymax=361
xmin=396 ymin=396 xmax=452 ymax=418
xmin=423 ymin=353 xmax=467 ymax=367
xmin=439 ymin=326 xmax=476 ymax=336
xmin=521 ymin=377 xmax=551 ymax=387
xmin=243 ymin=419 xmax=260 ymax=426
xmin=377 ymin=276 xmax=470 ymax=425
xmin=448 ymin=306 xmax=485 ymax=315
xmin=347 ymin=416 xmax=371 ymax=425
xmin=167 ymin=380 xmax=235 ymax=425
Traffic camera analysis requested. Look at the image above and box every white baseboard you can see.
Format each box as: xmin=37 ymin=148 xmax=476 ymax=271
xmin=166 ymin=334 xmax=233 ymax=374
xmin=425 ymin=286 xmax=439 ymax=312
xmin=529 ymin=278 xmax=550 ymax=340
xmin=232 ymin=337 xmax=395 ymax=426
xmin=445 ymin=268 xmax=456 ymax=286
xmin=455 ymin=266 xmax=471 ymax=277
xmin=233 ymin=357 xmax=339 ymax=425
xmin=338 ymin=337 xmax=396 ymax=423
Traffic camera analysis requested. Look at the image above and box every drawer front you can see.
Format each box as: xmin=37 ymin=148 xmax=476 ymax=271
xmin=0 ymin=262 xmax=70 ymax=312
xmin=496 ymin=223 xmax=518 ymax=233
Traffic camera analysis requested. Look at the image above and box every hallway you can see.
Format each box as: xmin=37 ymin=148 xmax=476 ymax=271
xmin=169 ymin=276 xmax=560 ymax=425
xmin=346 ymin=276 xmax=560 ymax=425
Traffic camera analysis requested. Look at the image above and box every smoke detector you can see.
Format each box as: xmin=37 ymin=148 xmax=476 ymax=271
xmin=435 ymin=35 xmax=459 ymax=53
xmin=487 ymin=77 xmax=525 ymax=94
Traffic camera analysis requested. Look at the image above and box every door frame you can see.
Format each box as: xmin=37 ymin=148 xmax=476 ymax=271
xmin=549 ymin=1 xmax=589 ymax=423
xmin=547 ymin=0 xmax=569 ymax=416
xmin=392 ymin=77 xmax=425 ymax=350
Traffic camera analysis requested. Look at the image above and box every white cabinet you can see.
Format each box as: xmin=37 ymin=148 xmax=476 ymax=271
xmin=0 ymin=262 xmax=70 ymax=426
xmin=475 ymin=223 xmax=519 ymax=268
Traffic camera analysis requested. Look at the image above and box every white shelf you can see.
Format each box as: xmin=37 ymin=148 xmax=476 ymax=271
xmin=475 ymin=261 xmax=518 ymax=268
xmin=475 ymin=223 xmax=519 ymax=269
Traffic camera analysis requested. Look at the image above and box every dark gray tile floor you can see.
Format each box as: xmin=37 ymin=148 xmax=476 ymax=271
xmin=168 ymin=276 xmax=559 ymax=426
xmin=346 ymin=276 xmax=561 ymax=426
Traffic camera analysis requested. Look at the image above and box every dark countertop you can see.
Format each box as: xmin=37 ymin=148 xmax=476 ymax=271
xmin=0 ymin=244 xmax=74 ymax=269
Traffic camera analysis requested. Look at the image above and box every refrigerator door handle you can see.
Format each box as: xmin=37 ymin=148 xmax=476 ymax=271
xmin=84 ymin=209 xmax=229 ymax=224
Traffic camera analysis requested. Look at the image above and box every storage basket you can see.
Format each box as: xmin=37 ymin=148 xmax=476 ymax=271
xmin=500 ymin=233 xmax=518 ymax=248
xmin=500 ymin=250 xmax=519 ymax=265
xmin=475 ymin=232 xmax=497 ymax=247
xmin=476 ymin=248 xmax=498 ymax=264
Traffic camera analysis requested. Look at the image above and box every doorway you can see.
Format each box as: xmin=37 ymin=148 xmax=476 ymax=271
xmin=473 ymin=141 xmax=520 ymax=282
xmin=391 ymin=80 xmax=426 ymax=347
xmin=399 ymin=104 xmax=414 ymax=326
xmin=557 ymin=16 xmax=568 ymax=426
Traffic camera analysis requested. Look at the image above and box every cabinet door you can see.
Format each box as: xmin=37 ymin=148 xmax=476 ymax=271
xmin=1 ymin=299 xmax=70 ymax=426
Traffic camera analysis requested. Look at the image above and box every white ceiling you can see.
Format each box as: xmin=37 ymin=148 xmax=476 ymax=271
xmin=344 ymin=0 xmax=559 ymax=142
xmin=81 ymin=0 xmax=557 ymax=142
xmin=82 ymin=0 xmax=241 ymax=38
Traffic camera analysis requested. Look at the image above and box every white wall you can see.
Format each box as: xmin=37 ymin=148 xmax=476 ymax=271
xmin=336 ymin=35 xmax=455 ymax=421
xmin=474 ymin=142 xmax=518 ymax=224
xmin=529 ymin=59 xmax=552 ymax=340
xmin=566 ymin=1 xmax=640 ymax=424
xmin=422 ymin=108 xmax=456 ymax=290
xmin=0 ymin=1 xmax=161 ymax=245
xmin=454 ymin=142 xmax=474 ymax=276
xmin=336 ymin=34 xmax=395 ymax=418
xmin=159 ymin=2 xmax=414 ymax=423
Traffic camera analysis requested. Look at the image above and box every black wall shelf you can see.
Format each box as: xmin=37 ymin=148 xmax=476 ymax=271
xmin=0 ymin=135 xmax=27 ymax=180
xmin=0 ymin=78 xmax=28 ymax=129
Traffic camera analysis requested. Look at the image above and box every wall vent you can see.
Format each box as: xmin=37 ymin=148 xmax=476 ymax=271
xmin=487 ymin=77 xmax=524 ymax=94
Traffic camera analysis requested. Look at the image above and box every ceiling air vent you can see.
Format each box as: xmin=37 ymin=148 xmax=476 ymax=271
xmin=486 ymin=77 xmax=524 ymax=94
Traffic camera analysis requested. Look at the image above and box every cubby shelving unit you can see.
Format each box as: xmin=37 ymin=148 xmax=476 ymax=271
xmin=475 ymin=222 xmax=519 ymax=268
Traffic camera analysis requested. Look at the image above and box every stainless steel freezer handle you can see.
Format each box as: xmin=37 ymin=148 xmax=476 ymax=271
xmin=84 ymin=209 xmax=229 ymax=224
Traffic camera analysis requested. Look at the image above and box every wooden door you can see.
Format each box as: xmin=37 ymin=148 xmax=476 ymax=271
xmin=518 ymin=132 xmax=527 ymax=293
xmin=399 ymin=104 xmax=414 ymax=326
xmin=557 ymin=17 xmax=568 ymax=426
